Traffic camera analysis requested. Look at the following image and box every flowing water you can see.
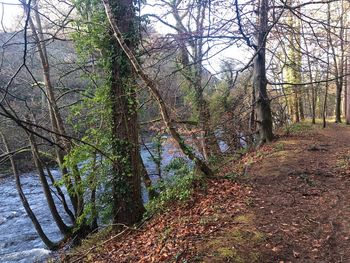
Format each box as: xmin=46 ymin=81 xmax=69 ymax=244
xmin=0 ymin=141 xmax=184 ymax=263
xmin=0 ymin=171 xmax=67 ymax=263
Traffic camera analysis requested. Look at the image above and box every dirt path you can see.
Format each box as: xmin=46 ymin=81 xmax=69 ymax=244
xmin=248 ymin=123 xmax=350 ymax=262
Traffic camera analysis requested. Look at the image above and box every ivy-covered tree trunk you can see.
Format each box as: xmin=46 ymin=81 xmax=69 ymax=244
xmin=109 ymin=0 xmax=145 ymax=225
xmin=254 ymin=0 xmax=273 ymax=144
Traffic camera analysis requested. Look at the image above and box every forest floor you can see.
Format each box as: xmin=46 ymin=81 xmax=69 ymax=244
xmin=65 ymin=122 xmax=350 ymax=263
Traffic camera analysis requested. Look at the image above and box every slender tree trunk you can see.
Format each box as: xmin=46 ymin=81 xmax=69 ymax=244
xmin=140 ymin=154 xmax=158 ymax=200
xmin=345 ymin=11 xmax=349 ymax=124
xmin=293 ymin=92 xmax=300 ymax=122
xmin=346 ymin=54 xmax=350 ymax=125
xmin=347 ymin=64 xmax=350 ymax=124
xmin=28 ymin=132 xmax=72 ymax=235
xmin=345 ymin=57 xmax=348 ymax=119
xmin=45 ymin=166 xmax=75 ymax=223
xmin=197 ymin=96 xmax=220 ymax=160
xmin=299 ymin=97 xmax=305 ymax=120
xmin=323 ymin=84 xmax=329 ymax=128
xmin=335 ymin=82 xmax=343 ymax=123
xmin=347 ymin=36 xmax=350 ymax=124
xmin=90 ymin=153 xmax=98 ymax=230
xmin=324 ymin=3 xmax=331 ymax=128
xmin=254 ymin=0 xmax=273 ymax=144
xmin=23 ymin=0 xmax=82 ymax=215
xmin=331 ymin=0 xmax=345 ymax=123
xmin=249 ymin=84 xmax=256 ymax=145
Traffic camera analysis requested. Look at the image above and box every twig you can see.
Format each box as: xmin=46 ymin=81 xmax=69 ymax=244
xmin=68 ymin=215 xmax=154 ymax=263
xmin=304 ymin=215 xmax=320 ymax=225
xmin=70 ymin=228 xmax=129 ymax=263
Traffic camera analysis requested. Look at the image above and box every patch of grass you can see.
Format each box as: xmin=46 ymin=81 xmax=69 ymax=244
xmin=283 ymin=122 xmax=314 ymax=136
xmin=208 ymin=155 xmax=224 ymax=166
xmin=234 ymin=214 xmax=253 ymax=224
xmin=223 ymin=171 xmax=241 ymax=181
xmin=217 ymin=247 xmax=242 ymax=261
xmin=337 ymin=159 xmax=349 ymax=169
xmin=274 ymin=142 xmax=285 ymax=151
xmin=199 ymin=214 xmax=222 ymax=225
xmin=251 ymin=230 xmax=265 ymax=242
xmin=269 ymin=150 xmax=289 ymax=159
xmin=199 ymin=227 xmax=264 ymax=263
xmin=337 ymin=151 xmax=350 ymax=170
xmin=228 ymin=229 xmax=265 ymax=244
xmin=255 ymin=150 xmax=265 ymax=158
xmin=244 ymin=197 xmax=254 ymax=207
xmin=228 ymin=229 xmax=244 ymax=242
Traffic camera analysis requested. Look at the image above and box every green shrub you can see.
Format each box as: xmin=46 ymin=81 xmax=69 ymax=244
xmin=145 ymin=157 xmax=196 ymax=216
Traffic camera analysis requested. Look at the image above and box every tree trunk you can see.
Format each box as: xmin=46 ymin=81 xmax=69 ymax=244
xmin=293 ymin=92 xmax=300 ymax=123
xmin=330 ymin=0 xmax=345 ymax=123
xmin=347 ymin=53 xmax=350 ymax=124
xmin=299 ymin=97 xmax=305 ymax=120
xmin=197 ymin=96 xmax=221 ymax=160
xmin=249 ymin=84 xmax=256 ymax=145
xmin=140 ymin=154 xmax=158 ymax=200
xmin=109 ymin=0 xmax=145 ymax=225
xmin=23 ymin=0 xmax=82 ymax=215
xmin=324 ymin=3 xmax=331 ymax=128
xmin=90 ymin=153 xmax=98 ymax=230
xmin=254 ymin=0 xmax=273 ymax=144
xmin=345 ymin=18 xmax=349 ymax=123
xmin=335 ymin=82 xmax=343 ymax=123
xmin=45 ymin=166 xmax=75 ymax=223
xmin=28 ymin=132 xmax=72 ymax=235
xmin=345 ymin=57 xmax=348 ymax=121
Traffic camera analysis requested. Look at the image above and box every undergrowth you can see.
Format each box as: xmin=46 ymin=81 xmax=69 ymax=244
xmin=145 ymin=157 xmax=202 ymax=216
xmin=283 ymin=121 xmax=314 ymax=135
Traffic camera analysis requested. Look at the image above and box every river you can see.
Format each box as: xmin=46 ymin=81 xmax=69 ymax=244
xmin=0 ymin=141 xmax=184 ymax=263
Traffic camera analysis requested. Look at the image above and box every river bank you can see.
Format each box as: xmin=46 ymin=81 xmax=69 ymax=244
xmin=65 ymin=123 xmax=350 ymax=262
xmin=0 ymin=140 xmax=184 ymax=263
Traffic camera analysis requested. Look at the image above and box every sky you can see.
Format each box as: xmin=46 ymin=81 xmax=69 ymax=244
xmin=0 ymin=0 xmax=248 ymax=73
xmin=140 ymin=0 xmax=249 ymax=73
xmin=0 ymin=0 xmax=23 ymax=31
